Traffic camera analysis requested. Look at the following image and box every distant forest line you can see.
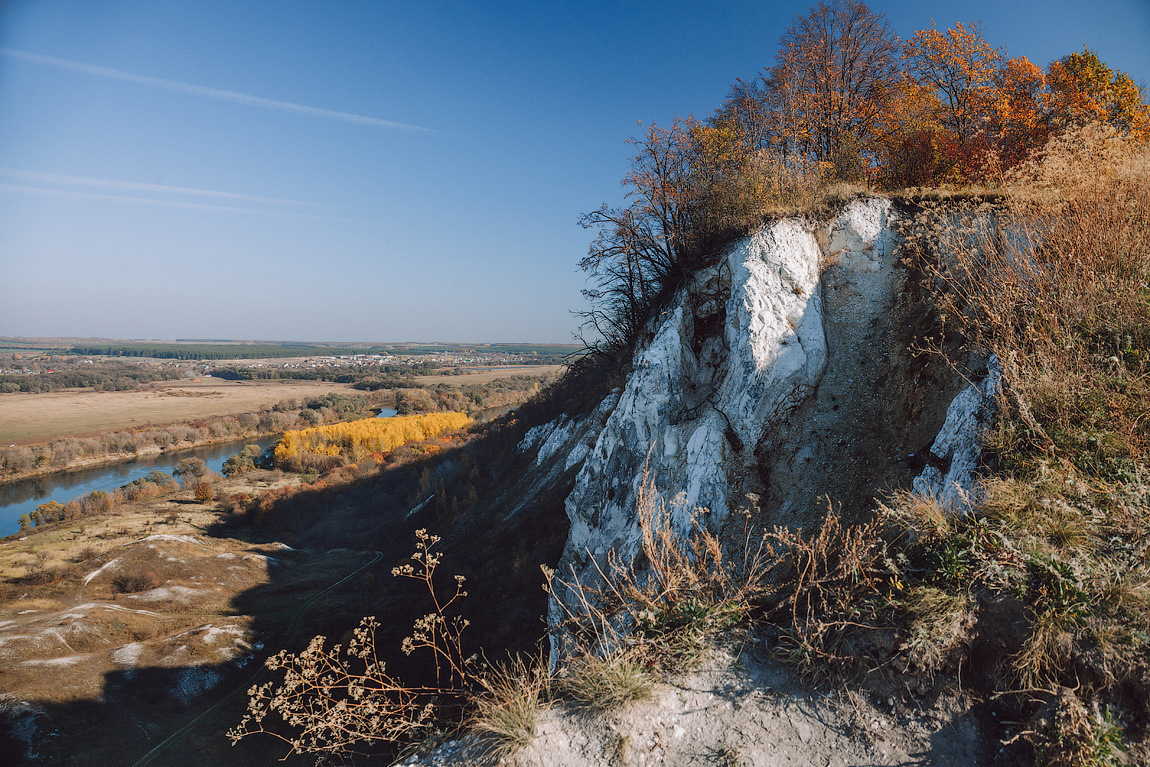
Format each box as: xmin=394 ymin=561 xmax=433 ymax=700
xmin=62 ymin=343 xmax=579 ymax=361
xmin=1 ymin=339 xmax=580 ymax=360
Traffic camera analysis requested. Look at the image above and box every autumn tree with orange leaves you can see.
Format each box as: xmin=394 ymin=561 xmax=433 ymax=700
xmin=1047 ymin=47 xmax=1150 ymax=140
xmin=767 ymin=0 xmax=900 ymax=181
xmin=896 ymin=23 xmax=1050 ymax=183
xmin=902 ymin=23 xmax=1003 ymax=143
xmin=577 ymin=0 xmax=1150 ymax=365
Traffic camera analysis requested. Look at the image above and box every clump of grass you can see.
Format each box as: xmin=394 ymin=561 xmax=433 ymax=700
xmin=561 ymin=650 xmax=652 ymax=711
xmin=1028 ymin=690 xmax=1125 ymax=767
xmin=900 ymin=586 xmax=973 ymax=677
xmin=469 ymin=653 xmax=549 ymax=757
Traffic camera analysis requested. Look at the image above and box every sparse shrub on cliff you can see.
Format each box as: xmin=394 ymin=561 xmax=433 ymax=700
xmin=228 ymin=530 xmax=482 ymax=759
xmin=546 ymin=466 xmax=771 ymax=679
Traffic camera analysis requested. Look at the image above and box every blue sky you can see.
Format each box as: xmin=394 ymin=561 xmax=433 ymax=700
xmin=1 ymin=1 xmax=1147 ymax=343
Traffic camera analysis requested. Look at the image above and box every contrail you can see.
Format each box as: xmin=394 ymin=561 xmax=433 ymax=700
xmin=0 ymin=183 xmax=354 ymax=222
xmin=0 ymin=168 xmax=319 ymax=207
xmin=0 ymin=47 xmax=435 ymax=133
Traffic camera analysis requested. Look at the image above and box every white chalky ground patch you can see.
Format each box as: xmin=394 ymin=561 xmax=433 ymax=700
xmin=22 ymin=654 xmax=85 ymax=667
xmin=82 ymin=558 xmax=121 ymax=586
xmin=139 ymin=534 xmax=202 ymax=545
xmin=202 ymin=625 xmax=244 ymax=644
xmin=173 ymin=667 xmax=220 ymax=704
xmin=112 ymin=643 xmax=144 ymax=668
xmin=127 ymin=585 xmax=202 ymax=603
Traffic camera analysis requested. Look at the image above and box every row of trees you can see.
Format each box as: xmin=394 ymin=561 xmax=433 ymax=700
xmin=17 ymin=470 xmax=182 ymax=530
xmin=721 ymin=4 xmax=1147 ymax=186
xmin=0 ymin=361 xmax=183 ymax=394
xmin=578 ymin=0 xmax=1149 ymax=366
xmin=273 ymin=412 xmax=472 ymax=471
xmin=0 ymin=393 xmax=374 ymax=480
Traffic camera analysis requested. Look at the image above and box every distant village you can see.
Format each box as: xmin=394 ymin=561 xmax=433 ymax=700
xmin=0 ymin=350 xmax=553 ymax=377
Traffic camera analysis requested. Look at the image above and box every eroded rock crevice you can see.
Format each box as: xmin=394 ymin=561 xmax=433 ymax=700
xmin=522 ymin=197 xmax=987 ymax=629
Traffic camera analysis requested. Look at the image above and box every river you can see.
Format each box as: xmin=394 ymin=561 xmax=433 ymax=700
xmin=1 ymin=406 xmax=517 ymax=538
xmin=0 ymin=436 xmax=280 ymax=538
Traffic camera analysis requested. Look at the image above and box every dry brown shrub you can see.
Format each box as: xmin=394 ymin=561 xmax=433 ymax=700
xmin=545 ymin=466 xmax=771 ymax=671
xmin=228 ymin=530 xmax=480 ymax=760
xmin=756 ymin=506 xmax=890 ymax=673
xmin=111 ymin=568 xmax=161 ymax=594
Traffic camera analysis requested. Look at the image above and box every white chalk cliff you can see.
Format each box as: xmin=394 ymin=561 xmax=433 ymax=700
xmin=520 ymin=197 xmax=995 ymax=631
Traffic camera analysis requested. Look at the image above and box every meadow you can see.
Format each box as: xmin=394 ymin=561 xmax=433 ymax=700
xmin=0 ymin=379 xmax=356 ymax=444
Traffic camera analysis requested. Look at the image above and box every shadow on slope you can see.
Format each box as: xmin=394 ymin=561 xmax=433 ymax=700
xmin=0 ymin=409 xmax=579 ymax=766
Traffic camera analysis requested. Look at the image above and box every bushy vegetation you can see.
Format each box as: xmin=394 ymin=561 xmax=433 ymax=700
xmin=273 ymin=412 xmax=472 ymax=471
xmin=0 ymin=359 xmax=182 ymax=394
xmin=577 ymin=0 xmax=1149 ymax=371
xmin=0 ymin=393 xmax=375 ymax=481
xmin=17 ymin=470 xmax=182 ymax=531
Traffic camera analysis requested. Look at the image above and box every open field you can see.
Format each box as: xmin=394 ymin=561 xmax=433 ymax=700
xmin=412 ymin=364 xmax=563 ymax=385
xmin=0 ymin=379 xmax=356 ymax=444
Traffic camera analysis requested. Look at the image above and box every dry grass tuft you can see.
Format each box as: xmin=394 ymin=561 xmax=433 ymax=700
xmin=1027 ymin=689 xmax=1125 ymax=767
xmin=469 ymin=653 xmax=550 ymax=757
xmin=561 ymin=650 xmax=652 ymax=712
xmin=900 ymin=586 xmax=973 ymax=677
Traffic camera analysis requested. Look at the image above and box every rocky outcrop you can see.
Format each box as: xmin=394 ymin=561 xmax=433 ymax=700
xmin=516 ymin=197 xmax=989 ymax=639
xmin=912 ymin=356 xmax=1001 ymax=511
xmin=558 ymin=215 xmax=831 ymax=576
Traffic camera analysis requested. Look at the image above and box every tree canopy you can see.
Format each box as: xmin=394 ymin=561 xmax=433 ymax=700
xmin=577 ymin=0 xmax=1150 ymax=365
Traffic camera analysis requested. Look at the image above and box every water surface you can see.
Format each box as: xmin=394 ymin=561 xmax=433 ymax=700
xmin=0 ymin=436 xmax=279 ymax=538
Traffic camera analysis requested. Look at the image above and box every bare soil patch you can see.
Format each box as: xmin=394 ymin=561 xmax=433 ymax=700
xmin=0 ymin=379 xmax=356 ymax=444
xmin=403 ymin=638 xmax=984 ymax=767
xmin=0 ymin=470 xmax=382 ymax=765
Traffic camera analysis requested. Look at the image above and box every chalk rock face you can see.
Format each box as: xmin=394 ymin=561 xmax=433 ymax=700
xmin=544 ymin=199 xmax=895 ymax=611
xmin=913 ymin=357 xmax=1002 ymax=511
xmin=560 ymin=218 xmax=825 ymax=576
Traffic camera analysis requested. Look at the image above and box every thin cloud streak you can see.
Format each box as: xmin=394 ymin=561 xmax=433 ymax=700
xmin=0 ymin=168 xmax=319 ymax=206
xmin=0 ymin=183 xmax=354 ymax=221
xmin=0 ymin=47 xmax=436 ymax=133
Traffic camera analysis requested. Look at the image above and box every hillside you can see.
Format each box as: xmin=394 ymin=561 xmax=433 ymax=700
xmin=400 ymin=181 xmax=1147 ymax=766
xmin=2 ymin=182 xmax=1145 ymax=765
xmin=3 ymin=4 xmax=1149 ymax=764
